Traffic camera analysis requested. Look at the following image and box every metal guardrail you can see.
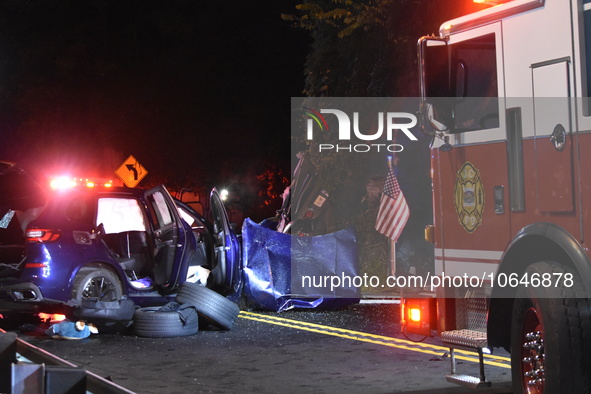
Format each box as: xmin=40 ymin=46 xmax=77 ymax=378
xmin=1 ymin=328 xmax=135 ymax=394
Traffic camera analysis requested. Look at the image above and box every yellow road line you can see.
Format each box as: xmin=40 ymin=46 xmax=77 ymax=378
xmin=238 ymin=311 xmax=511 ymax=369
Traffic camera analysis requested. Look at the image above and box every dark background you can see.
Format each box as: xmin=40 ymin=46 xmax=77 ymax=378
xmin=0 ymin=0 xmax=491 ymax=221
xmin=0 ymin=1 xmax=307 ymax=215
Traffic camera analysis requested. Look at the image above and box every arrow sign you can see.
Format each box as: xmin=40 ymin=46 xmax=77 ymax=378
xmin=116 ymin=155 xmax=148 ymax=188
xmin=126 ymin=164 xmax=139 ymax=180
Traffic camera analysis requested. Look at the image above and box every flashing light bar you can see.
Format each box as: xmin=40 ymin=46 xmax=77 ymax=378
xmin=50 ymin=176 xmax=77 ymax=190
xmin=49 ymin=176 xmax=115 ymax=190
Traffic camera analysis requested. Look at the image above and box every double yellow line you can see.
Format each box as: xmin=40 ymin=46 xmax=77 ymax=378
xmin=238 ymin=311 xmax=511 ymax=369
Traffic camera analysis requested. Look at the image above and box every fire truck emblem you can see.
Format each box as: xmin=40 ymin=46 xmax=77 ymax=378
xmin=454 ymin=162 xmax=485 ymax=233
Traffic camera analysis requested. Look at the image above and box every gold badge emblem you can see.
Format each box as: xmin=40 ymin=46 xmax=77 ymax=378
xmin=454 ymin=162 xmax=484 ymax=233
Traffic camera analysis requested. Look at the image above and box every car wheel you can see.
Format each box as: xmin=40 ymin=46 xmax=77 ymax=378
xmin=176 ymin=282 xmax=240 ymax=330
xmin=510 ymin=261 xmax=591 ymax=393
xmin=133 ymin=305 xmax=199 ymax=338
xmin=71 ymin=266 xmax=123 ymax=303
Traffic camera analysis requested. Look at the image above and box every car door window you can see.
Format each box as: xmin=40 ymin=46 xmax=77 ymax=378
xmin=177 ymin=204 xmax=212 ymax=267
xmin=177 ymin=206 xmax=206 ymax=229
xmin=96 ymin=198 xmax=146 ymax=234
xmin=177 ymin=205 xmax=209 ymax=243
xmin=147 ymin=191 xmax=174 ymax=230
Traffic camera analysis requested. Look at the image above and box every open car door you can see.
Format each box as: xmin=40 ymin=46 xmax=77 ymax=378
xmin=144 ymin=187 xmax=186 ymax=291
xmin=209 ymin=188 xmax=240 ymax=295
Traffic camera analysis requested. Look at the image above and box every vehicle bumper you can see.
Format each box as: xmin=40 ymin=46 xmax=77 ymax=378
xmin=0 ymin=281 xmax=64 ymax=314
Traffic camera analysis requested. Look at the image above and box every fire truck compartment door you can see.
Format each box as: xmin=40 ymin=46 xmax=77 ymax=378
xmin=532 ymin=60 xmax=574 ymax=213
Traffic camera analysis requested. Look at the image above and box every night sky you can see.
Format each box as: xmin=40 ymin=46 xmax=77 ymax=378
xmin=0 ymin=1 xmax=492 ymax=222
xmin=0 ymin=1 xmax=308 ymax=195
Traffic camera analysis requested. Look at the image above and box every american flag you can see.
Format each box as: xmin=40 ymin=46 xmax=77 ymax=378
xmin=375 ymin=167 xmax=409 ymax=241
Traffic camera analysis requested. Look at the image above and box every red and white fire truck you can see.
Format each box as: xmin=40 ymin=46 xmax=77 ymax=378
xmin=403 ymin=0 xmax=591 ymax=391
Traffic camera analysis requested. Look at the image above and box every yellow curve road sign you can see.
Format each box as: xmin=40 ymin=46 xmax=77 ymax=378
xmin=116 ymin=155 xmax=148 ymax=188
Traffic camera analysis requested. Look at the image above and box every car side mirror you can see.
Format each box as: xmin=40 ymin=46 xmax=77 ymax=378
xmin=92 ymin=223 xmax=106 ymax=240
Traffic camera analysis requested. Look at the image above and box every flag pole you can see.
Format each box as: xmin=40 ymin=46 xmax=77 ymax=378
xmin=387 ymin=155 xmax=396 ymax=277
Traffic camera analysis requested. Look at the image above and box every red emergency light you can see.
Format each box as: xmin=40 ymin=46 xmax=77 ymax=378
xmin=401 ymin=297 xmax=436 ymax=337
xmin=49 ymin=176 xmax=115 ymax=190
xmin=49 ymin=176 xmax=77 ymax=190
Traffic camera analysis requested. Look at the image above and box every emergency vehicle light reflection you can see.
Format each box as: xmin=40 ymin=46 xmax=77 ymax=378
xmin=37 ymin=313 xmax=67 ymax=323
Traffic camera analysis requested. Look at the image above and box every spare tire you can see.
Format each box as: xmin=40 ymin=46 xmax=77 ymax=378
xmin=133 ymin=303 xmax=199 ymax=338
xmin=176 ymin=282 xmax=240 ymax=330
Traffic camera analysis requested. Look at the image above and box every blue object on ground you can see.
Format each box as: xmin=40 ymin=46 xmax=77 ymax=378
xmin=45 ymin=320 xmax=98 ymax=340
xmin=241 ymin=218 xmax=360 ymax=312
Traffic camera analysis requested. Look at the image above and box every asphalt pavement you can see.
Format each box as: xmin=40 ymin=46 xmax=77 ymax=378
xmin=6 ymin=302 xmax=513 ymax=394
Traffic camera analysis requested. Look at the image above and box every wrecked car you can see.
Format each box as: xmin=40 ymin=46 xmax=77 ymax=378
xmin=0 ymin=161 xmax=240 ymax=325
xmin=242 ymin=153 xmax=361 ymax=312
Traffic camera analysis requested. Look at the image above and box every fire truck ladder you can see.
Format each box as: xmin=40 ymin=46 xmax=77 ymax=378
xmin=441 ymin=329 xmax=492 ymax=389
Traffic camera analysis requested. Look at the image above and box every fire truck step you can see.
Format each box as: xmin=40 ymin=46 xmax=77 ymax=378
xmin=441 ymin=329 xmax=488 ymax=349
xmin=445 ymin=374 xmax=492 ymax=389
xmin=441 ymin=329 xmax=491 ymax=388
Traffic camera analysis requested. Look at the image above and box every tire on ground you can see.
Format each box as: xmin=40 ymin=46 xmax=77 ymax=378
xmin=133 ymin=305 xmax=199 ymax=338
xmin=510 ymin=261 xmax=591 ymax=393
xmin=176 ymin=282 xmax=240 ymax=330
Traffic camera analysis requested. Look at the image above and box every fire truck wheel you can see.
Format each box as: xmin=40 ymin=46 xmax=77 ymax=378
xmin=176 ymin=282 xmax=240 ymax=330
xmin=510 ymin=261 xmax=591 ymax=394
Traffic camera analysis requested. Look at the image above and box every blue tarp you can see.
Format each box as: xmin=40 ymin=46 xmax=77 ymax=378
xmin=241 ymin=218 xmax=360 ymax=312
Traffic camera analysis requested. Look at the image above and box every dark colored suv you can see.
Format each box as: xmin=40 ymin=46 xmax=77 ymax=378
xmin=0 ymin=161 xmax=240 ymax=321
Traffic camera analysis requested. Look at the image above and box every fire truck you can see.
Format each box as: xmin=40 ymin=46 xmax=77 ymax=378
xmin=402 ymin=0 xmax=591 ymax=391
